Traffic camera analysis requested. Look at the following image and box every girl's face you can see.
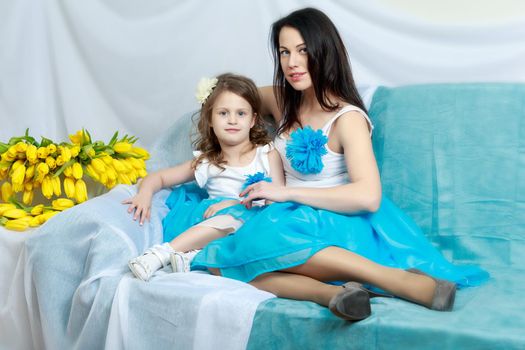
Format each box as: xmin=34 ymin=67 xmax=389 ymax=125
xmin=278 ymin=26 xmax=312 ymax=92
xmin=211 ymin=91 xmax=255 ymax=147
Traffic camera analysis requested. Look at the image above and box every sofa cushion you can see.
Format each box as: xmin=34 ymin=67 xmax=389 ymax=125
xmin=370 ymin=83 xmax=525 ymax=269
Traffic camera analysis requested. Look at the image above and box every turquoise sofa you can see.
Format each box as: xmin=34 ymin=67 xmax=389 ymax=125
xmin=245 ymin=83 xmax=525 ymax=349
xmin=21 ymin=83 xmax=525 ymax=350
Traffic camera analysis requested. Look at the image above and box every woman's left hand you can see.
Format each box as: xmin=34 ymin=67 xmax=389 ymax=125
xmin=240 ymin=181 xmax=288 ymax=209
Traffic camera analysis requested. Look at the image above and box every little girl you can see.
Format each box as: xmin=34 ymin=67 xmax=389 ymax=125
xmin=124 ymin=73 xmax=284 ymax=281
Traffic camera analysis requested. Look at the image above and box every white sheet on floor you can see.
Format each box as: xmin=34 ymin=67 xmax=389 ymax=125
xmin=1 ymin=185 xmax=273 ymax=350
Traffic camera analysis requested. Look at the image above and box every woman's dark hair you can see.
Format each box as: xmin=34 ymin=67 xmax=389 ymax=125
xmin=270 ymin=7 xmax=367 ymax=134
xmin=192 ymin=73 xmax=270 ymax=170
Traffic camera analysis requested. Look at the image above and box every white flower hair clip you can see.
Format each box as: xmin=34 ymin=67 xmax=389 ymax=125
xmin=195 ymin=77 xmax=219 ymax=105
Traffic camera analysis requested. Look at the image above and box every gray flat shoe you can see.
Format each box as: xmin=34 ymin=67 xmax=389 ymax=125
xmin=407 ymin=268 xmax=456 ymax=311
xmin=328 ymin=283 xmax=371 ymax=321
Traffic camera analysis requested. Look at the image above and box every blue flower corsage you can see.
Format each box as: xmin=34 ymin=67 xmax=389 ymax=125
xmin=242 ymin=171 xmax=272 ymax=189
xmin=285 ymin=126 xmax=328 ymax=174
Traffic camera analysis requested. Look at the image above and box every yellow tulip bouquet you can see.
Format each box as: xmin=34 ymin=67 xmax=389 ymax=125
xmin=0 ymin=129 xmax=149 ymax=231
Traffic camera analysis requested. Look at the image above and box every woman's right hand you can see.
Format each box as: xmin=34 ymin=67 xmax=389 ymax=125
xmin=122 ymin=190 xmax=153 ymax=225
xmin=240 ymin=181 xmax=289 ymax=209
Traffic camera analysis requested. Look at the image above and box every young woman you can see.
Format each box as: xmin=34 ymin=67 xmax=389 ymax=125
xmin=124 ymin=73 xmax=284 ymax=281
xmin=191 ymin=8 xmax=488 ymax=321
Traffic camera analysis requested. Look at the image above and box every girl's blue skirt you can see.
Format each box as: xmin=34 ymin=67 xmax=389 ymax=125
xmin=164 ymin=184 xmax=488 ymax=288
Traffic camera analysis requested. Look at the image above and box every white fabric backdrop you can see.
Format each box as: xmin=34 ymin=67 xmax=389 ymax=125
xmin=0 ymin=1 xmax=524 ymax=348
xmin=1 ymin=0 xmax=524 ymax=149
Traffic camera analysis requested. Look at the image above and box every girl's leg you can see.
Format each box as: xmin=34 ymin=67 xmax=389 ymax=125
xmin=129 ymin=225 xmax=231 ymax=280
xmin=169 ymin=225 xmax=232 ymax=252
xmin=282 ymin=246 xmax=437 ymax=307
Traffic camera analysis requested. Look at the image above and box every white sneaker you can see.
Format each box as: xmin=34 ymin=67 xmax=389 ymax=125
xmin=170 ymin=249 xmax=201 ymax=273
xmin=128 ymin=243 xmax=174 ymax=281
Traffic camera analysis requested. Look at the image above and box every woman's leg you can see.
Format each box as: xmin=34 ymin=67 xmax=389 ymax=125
xmin=208 ymin=268 xmax=341 ymax=306
xmin=250 ymin=272 xmax=342 ymax=307
xmin=210 ymin=267 xmax=370 ymax=320
xmin=282 ymin=246 xmax=436 ymax=307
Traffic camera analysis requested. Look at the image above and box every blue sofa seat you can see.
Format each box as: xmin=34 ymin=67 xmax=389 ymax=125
xmin=246 ymin=84 xmax=525 ymax=350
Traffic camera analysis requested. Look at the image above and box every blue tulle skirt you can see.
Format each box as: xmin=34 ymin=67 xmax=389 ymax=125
xmin=162 ymin=183 xmax=263 ymax=242
xmin=164 ymin=185 xmax=488 ymax=288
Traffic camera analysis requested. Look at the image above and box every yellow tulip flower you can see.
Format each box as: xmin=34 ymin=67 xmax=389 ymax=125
xmin=22 ymin=190 xmax=34 ymax=205
xmin=111 ymin=158 xmax=126 ymax=173
xmin=4 ymin=218 xmax=30 ymax=231
xmin=0 ymin=203 xmax=16 ymax=216
xmin=41 ymin=175 xmax=53 ymax=199
xmin=2 ymin=208 xmax=28 ymax=219
xmin=1 ymin=182 xmax=12 ymax=202
xmin=36 ymin=147 xmax=49 ymax=159
xmin=75 ymin=179 xmax=88 ymax=203
xmin=25 ymin=165 xmax=35 ymax=180
xmin=85 ymin=164 xmax=99 ymax=181
xmin=15 ymin=142 xmax=28 ymax=153
xmin=7 ymin=146 xmax=18 ymax=157
xmin=55 ymin=155 xmax=65 ymax=166
xmin=72 ymin=162 xmax=83 ymax=179
xmin=114 ymin=142 xmax=133 ymax=154
xmin=70 ymin=145 xmax=80 ymax=157
xmin=29 ymin=216 xmax=41 ymax=227
xmin=63 ymin=177 xmax=76 ymax=198
xmin=59 ymin=146 xmax=71 ymax=162
xmin=118 ymin=173 xmax=132 ymax=185
xmin=131 ymin=147 xmax=150 ymax=160
xmin=26 ymin=144 xmax=38 ymax=163
xmin=63 ymin=165 xmax=73 ymax=177
xmin=90 ymin=158 xmax=106 ymax=173
xmin=1 ymin=152 xmax=16 ymax=162
xmin=46 ymin=144 xmax=57 ymax=154
xmin=36 ymin=162 xmax=50 ymax=179
xmin=45 ymin=156 xmax=56 ymax=169
xmin=11 ymin=163 xmax=26 ymax=185
xmin=30 ymin=204 xmax=44 ymax=216
xmin=106 ymin=167 xmax=117 ymax=181
xmin=52 ymin=198 xmax=75 ymax=210
xmin=51 ymin=176 xmax=61 ymax=196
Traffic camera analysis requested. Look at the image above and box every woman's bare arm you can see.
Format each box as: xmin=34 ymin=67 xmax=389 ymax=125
xmin=259 ymin=86 xmax=282 ymax=124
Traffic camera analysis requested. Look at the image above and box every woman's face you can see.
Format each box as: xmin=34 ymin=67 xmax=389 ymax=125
xmin=278 ymin=26 xmax=312 ymax=92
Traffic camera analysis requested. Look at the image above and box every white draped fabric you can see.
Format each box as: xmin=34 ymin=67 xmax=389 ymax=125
xmin=1 ymin=0 xmax=524 ymax=148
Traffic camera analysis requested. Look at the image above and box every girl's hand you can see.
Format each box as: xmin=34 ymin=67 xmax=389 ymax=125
xmin=122 ymin=191 xmax=153 ymax=225
xmin=240 ymin=181 xmax=288 ymax=209
xmin=203 ymin=199 xmax=240 ymax=219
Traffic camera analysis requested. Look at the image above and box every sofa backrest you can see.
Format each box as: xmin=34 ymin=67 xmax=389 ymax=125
xmin=369 ymin=83 xmax=525 ymax=268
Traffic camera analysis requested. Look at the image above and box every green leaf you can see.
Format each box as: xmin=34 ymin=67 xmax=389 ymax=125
xmin=40 ymin=136 xmax=53 ymax=147
xmin=8 ymin=197 xmax=29 ymax=211
xmin=112 ymin=152 xmax=143 ymax=159
xmin=84 ymin=129 xmax=93 ymax=144
xmin=0 ymin=142 xmax=8 ymax=154
xmin=108 ymin=131 xmax=119 ymax=146
xmin=54 ymin=159 xmax=75 ymax=177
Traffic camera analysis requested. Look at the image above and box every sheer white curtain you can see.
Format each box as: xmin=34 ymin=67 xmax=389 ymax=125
xmin=1 ymin=0 xmax=524 ymax=148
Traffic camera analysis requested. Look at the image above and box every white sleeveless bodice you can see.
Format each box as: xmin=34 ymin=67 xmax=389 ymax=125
xmin=274 ymin=105 xmax=373 ymax=188
xmin=193 ymin=145 xmax=272 ymax=199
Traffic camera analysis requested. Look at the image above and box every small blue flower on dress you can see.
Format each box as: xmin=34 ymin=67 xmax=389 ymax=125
xmin=242 ymin=172 xmax=272 ymax=189
xmin=286 ymin=126 xmax=328 ymax=174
